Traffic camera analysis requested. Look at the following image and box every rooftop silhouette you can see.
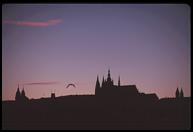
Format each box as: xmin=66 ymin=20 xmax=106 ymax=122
xmin=2 ymin=69 xmax=191 ymax=130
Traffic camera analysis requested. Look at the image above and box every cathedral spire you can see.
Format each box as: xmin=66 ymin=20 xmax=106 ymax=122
xmin=107 ymin=68 xmax=112 ymax=82
xmin=118 ymin=76 xmax=120 ymax=86
xmin=21 ymin=86 xmax=25 ymax=97
xmin=17 ymin=84 xmax=20 ymax=93
xmin=95 ymin=75 xmax=100 ymax=95
xmin=15 ymin=84 xmax=21 ymax=101
xmin=180 ymin=88 xmax=184 ymax=98
xmin=102 ymin=76 xmax=105 ymax=88
xmin=96 ymin=75 xmax=100 ymax=87
xmin=175 ymin=87 xmax=179 ymax=98
xmin=97 ymin=75 xmax=99 ymax=83
xmin=17 ymin=84 xmax=20 ymax=92
xmin=108 ymin=68 xmax=111 ymax=78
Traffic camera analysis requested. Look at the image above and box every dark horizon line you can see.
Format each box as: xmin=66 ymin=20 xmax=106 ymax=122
xmin=2 ymin=93 xmax=191 ymax=102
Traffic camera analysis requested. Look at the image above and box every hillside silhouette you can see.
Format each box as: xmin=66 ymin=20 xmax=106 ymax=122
xmin=2 ymin=69 xmax=191 ymax=130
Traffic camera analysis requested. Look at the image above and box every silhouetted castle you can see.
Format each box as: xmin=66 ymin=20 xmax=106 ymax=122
xmin=95 ymin=69 xmax=137 ymax=95
xmin=95 ymin=69 xmax=158 ymax=101
xmin=4 ymin=70 xmax=190 ymax=130
xmin=15 ymin=84 xmax=29 ymax=102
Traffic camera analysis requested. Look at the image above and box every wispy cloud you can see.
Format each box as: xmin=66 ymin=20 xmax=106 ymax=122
xmin=3 ymin=19 xmax=62 ymax=27
xmin=24 ymin=81 xmax=60 ymax=85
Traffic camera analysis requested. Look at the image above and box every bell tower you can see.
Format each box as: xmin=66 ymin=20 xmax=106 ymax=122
xmin=95 ymin=75 xmax=100 ymax=95
xmin=118 ymin=76 xmax=120 ymax=87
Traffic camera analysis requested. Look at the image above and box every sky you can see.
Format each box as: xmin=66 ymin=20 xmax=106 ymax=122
xmin=2 ymin=4 xmax=190 ymax=101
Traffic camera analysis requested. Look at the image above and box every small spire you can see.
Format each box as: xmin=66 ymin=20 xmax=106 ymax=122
xmin=108 ymin=68 xmax=111 ymax=79
xmin=176 ymin=87 xmax=179 ymax=98
xmin=17 ymin=84 xmax=20 ymax=92
xmin=97 ymin=75 xmax=99 ymax=82
xmin=180 ymin=88 xmax=184 ymax=98
xmin=118 ymin=76 xmax=120 ymax=86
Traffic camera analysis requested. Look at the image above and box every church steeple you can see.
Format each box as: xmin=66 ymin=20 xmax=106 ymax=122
xmin=180 ymin=88 xmax=184 ymax=98
xmin=118 ymin=76 xmax=120 ymax=86
xmin=17 ymin=84 xmax=20 ymax=93
xmin=15 ymin=84 xmax=21 ymax=101
xmin=175 ymin=87 xmax=179 ymax=98
xmin=21 ymin=88 xmax=25 ymax=96
xmin=95 ymin=75 xmax=100 ymax=95
xmin=21 ymin=85 xmax=25 ymax=97
xmin=102 ymin=76 xmax=105 ymax=88
xmin=107 ymin=68 xmax=112 ymax=82
xmin=108 ymin=69 xmax=111 ymax=79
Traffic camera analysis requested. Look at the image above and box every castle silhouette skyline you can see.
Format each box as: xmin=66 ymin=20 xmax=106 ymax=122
xmin=14 ymin=69 xmax=186 ymax=102
xmin=95 ymin=69 xmax=159 ymax=100
xmin=3 ymin=69 xmax=190 ymax=130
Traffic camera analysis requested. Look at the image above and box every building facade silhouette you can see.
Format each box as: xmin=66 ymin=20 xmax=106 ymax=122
xmin=15 ymin=84 xmax=29 ymax=102
xmin=95 ymin=69 xmax=144 ymax=97
xmin=95 ymin=69 xmax=160 ymax=103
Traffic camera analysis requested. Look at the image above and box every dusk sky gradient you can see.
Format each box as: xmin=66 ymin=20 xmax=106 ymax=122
xmin=2 ymin=4 xmax=190 ymax=101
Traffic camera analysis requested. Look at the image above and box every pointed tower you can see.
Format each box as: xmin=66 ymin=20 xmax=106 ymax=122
xmin=175 ymin=87 xmax=179 ymax=99
xmin=118 ymin=76 xmax=120 ymax=87
xmin=95 ymin=75 xmax=100 ymax=95
xmin=108 ymin=69 xmax=110 ymax=77
xmin=15 ymin=84 xmax=21 ymax=101
xmin=102 ymin=76 xmax=105 ymax=88
xmin=21 ymin=86 xmax=25 ymax=97
xmin=107 ymin=69 xmax=111 ymax=81
xmin=180 ymin=88 xmax=184 ymax=98
xmin=107 ymin=69 xmax=113 ymax=88
xmin=21 ymin=85 xmax=29 ymax=101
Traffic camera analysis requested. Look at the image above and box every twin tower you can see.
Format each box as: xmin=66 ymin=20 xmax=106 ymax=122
xmin=175 ymin=87 xmax=184 ymax=98
xmin=15 ymin=84 xmax=29 ymax=102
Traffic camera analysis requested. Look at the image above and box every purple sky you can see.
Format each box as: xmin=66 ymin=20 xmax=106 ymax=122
xmin=2 ymin=4 xmax=190 ymax=101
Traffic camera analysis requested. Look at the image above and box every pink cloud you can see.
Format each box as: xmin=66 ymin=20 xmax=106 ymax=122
xmin=3 ymin=19 xmax=62 ymax=27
